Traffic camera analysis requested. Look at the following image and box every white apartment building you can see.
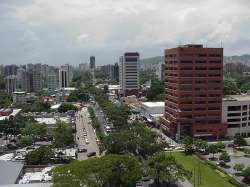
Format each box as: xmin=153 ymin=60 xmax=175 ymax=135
xmin=222 ymin=95 xmax=250 ymax=138
xmin=59 ymin=64 xmax=73 ymax=88
xmin=119 ymin=52 xmax=140 ymax=96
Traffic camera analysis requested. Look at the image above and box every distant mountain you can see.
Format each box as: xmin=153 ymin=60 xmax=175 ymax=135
xmin=140 ymin=56 xmax=163 ymax=65
xmin=140 ymin=55 xmax=250 ymax=66
xmin=224 ymin=55 xmax=250 ymax=65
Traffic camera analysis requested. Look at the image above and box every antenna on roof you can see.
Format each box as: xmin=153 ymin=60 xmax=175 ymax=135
xmin=220 ymin=41 xmax=223 ymax=48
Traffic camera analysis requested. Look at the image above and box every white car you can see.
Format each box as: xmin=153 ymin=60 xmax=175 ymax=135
xmin=164 ymin=147 xmax=173 ymax=151
xmin=85 ymin=139 xmax=90 ymax=144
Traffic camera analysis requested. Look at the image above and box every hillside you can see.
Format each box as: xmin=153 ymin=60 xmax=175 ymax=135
xmin=140 ymin=55 xmax=250 ymax=65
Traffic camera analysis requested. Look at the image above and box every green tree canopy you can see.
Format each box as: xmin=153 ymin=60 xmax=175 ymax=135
xmin=146 ymin=79 xmax=164 ymax=101
xmin=208 ymin=144 xmax=219 ymax=158
xmin=18 ymin=136 xmax=33 ymax=147
xmin=67 ymin=87 xmax=89 ymax=102
xmin=219 ymin=152 xmax=230 ymax=163
xmin=23 ymin=122 xmax=47 ymax=138
xmin=233 ymin=163 xmax=245 ymax=173
xmin=58 ymin=103 xmax=78 ymax=113
xmin=182 ymin=136 xmax=193 ymax=153
xmin=105 ymin=122 xmax=165 ymax=159
xmin=234 ymin=135 xmax=247 ymax=146
xmin=223 ymin=79 xmax=240 ymax=95
xmin=242 ymin=166 xmax=250 ymax=183
xmin=52 ymin=154 xmax=142 ymax=187
xmin=25 ymin=146 xmax=54 ymax=165
xmin=53 ymin=121 xmax=74 ymax=148
xmin=147 ymin=152 xmax=191 ymax=186
xmin=0 ymin=91 xmax=12 ymax=108
xmin=194 ymin=139 xmax=208 ymax=150
xmin=216 ymin=141 xmax=225 ymax=150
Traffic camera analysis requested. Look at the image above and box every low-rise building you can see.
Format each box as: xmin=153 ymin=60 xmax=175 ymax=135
xmin=222 ymin=95 xmax=250 ymax=138
xmin=13 ymin=91 xmax=26 ymax=104
xmin=140 ymin=102 xmax=164 ymax=123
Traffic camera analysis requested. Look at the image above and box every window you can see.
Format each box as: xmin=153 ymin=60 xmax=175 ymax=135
xmin=228 ymin=124 xmax=240 ymax=128
xmin=242 ymin=117 xmax=247 ymax=121
xmin=227 ymin=118 xmax=241 ymax=122
xmin=181 ymin=61 xmax=192 ymax=63
xmin=242 ymin=123 xmax=247 ymax=127
xmin=196 ymin=129 xmax=207 ymax=133
xmin=228 ymin=106 xmax=241 ymax=111
xmin=227 ymin=113 xmax=241 ymax=117
xmin=243 ymin=105 xmax=247 ymax=110
xmin=242 ymin=112 xmax=247 ymax=116
xmin=125 ymin=57 xmax=138 ymax=62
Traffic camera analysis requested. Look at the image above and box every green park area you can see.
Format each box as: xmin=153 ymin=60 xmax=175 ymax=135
xmin=172 ymin=152 xmax=238 ymax=187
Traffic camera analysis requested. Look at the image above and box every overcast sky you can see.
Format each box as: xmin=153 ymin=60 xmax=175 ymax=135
xmin=0 ymin=0 xmax=250 ymax=66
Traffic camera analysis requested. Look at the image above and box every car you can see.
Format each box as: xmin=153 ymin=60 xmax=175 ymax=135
xmin=164 ymin=147 xmax=173 ymax=151
xmin=216 ymin=160 xmax=226 ymax=167
xmin=87 ymin=152 xmax=96 ymax=157
xmin=78 ymin=148 xmax=87 ymax=153
xmin=135 ymin=182 xmax=142 ymax=187
xmin=85 ymin=139 xmax=90 ymax=144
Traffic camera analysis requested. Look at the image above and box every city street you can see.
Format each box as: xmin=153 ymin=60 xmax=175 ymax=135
xmin=75 ymin=107 xmax=99 ymax=160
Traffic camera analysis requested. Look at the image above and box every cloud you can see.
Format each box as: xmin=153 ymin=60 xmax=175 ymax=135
xmin=0 ymin=0 xmax=250 ymax=65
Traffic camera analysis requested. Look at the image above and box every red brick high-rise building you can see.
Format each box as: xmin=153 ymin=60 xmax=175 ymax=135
xmin=160 ymin=44 xmax=227 ymax=140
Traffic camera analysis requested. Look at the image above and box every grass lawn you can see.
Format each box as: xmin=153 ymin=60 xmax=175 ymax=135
xmin=171 ymin=152 xmax=237 ymax=187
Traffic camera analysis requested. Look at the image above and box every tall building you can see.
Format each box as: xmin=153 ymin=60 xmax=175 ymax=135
xmin=4 ymin=65 xmax=18 ymax=77
xmin=113 ymin=62 xmax=119 ymax=82
xmin=79 ymin=63 xmax=89 ymax=72
xmin=0 ymin=65 xmax=4 ymax=76
xmin=5 ymin=75 xmax=18 ymax=93
xmin=17 ymin=67 xmax=31 ymax=92
xmin=32 ymin=64 xmax=43 ymax=92
xmin=156 ymin=62 xmax=165 ymax=81
xmin=90 ymin=56 xmax=95 ymax=69
xmin=47 ymin=70 xmax=58 ymax=91
xmin=59 ymin=64 xmax=73 ymax=88
xmin=160 ymin=44 xmax=227 ymax=140
xmin=119 ymin=52 xmax=140 ymax=96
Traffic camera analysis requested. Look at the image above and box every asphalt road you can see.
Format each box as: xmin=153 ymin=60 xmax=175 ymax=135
xmin=75 ymin=107 xmax=99 ymax=160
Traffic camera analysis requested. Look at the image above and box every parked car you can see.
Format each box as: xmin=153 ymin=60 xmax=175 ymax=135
xmin=87 ymin=152 xmax=96 ymax=157
xmin=216 ymin=160 xmax=226 ymax=167
xmin=78 ymin=148 xmax=87 ymax=153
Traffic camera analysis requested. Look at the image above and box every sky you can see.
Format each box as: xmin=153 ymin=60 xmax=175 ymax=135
xmin=0 ymin=0 xmax=250 ymax=66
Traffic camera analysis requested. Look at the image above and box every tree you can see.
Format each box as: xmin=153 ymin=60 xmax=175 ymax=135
xmin=234 ymin=135 xmax=247 ymax=146
xmin=216 ymin=141 xmax=225 ymax=150
xmin=194 ymin=139 xmax=208 ymax=151
xmin=103 ymin=85 xmax=109 ymax=94
xmin=146 ymin=79 xmax=164 ymax=101
xmin=52 ymin=154 xmax=142 ymax=187
xmin=219 ymin=152 xmax=230 ymax=163
xmin=223 ymin=79 xmax=240 ymax=95
xmin=25 ymin=146 xmax=54 ymax=165
xmin=23 ymin=122 xmax=47 ymax=140
xmin=240 ymin=82 xmax=250 ymax=93
xmin=53 ymin=121 xmax=74 ymax=148
xmin=147 ymin=152 xmax=191 ymax=186
xmin=105 ymin=122 xmax=165 ymax=159
xmin=18 ymin=136 xmax=33 ymax=147
xmin=0 ymin=91 xmax=12 ymax=108
xmin=208 ymin=144 xmax=218 ymax=158
xmin=233 ymin=163 xmax=245 ymax=173
xmin=182 ymin=136 xmax=193 ymax=154
xmin=58 ymin=103 xmax=78 ymax=113
xmin=67 ymin=87 xmax=89 ymax=102
xmin=242 ymin=167 xmax=250 ymax=183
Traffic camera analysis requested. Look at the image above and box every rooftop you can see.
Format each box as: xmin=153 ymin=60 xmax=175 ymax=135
xmin=0 ymin=161 xmax=24 ymax=185
xmin=142 ymin=102 xmax=165 ymax=108
xmin=0 ymin=109 xmax=22 ymax=121
xmin=223 ymin=95 xmax=250 ymax=102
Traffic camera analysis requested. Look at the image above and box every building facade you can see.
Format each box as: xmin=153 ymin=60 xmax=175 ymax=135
xmin=119 ymin=52 xmax=140 ymax=96
xmin=79 ymin=63 xmax=89 ymax=72
xmin=222 ymin=95 xmax=250 ymax=138
xmin=90 ymin=56 xmax=95 ymax=69
xmin=59 ymin=64 xmax=73 ymax=88
xmin=160 ymin=44 xmax=227 ymax=140
xmin=47 ymin=70 xmax=58 ymax=91
xmin=5 ymin=75 xmax=18 ymax=93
